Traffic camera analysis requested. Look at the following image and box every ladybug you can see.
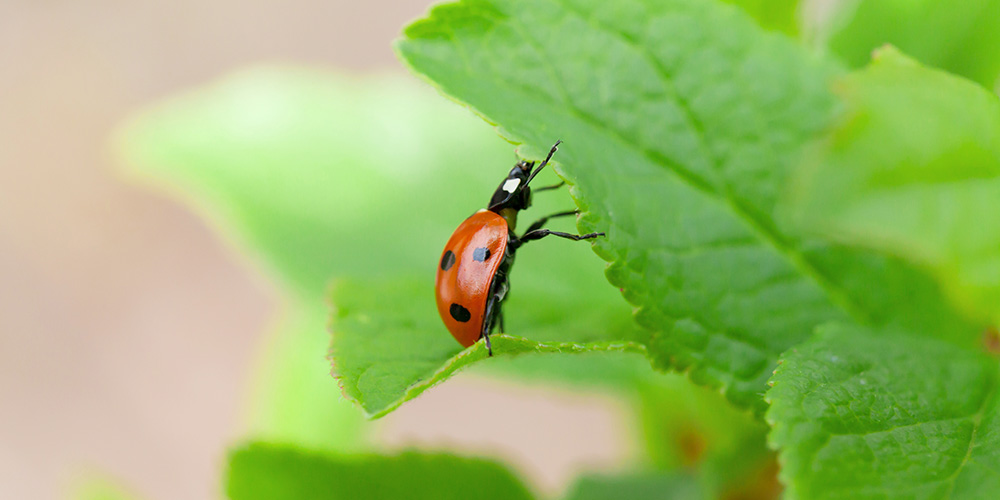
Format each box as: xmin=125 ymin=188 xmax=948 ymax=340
xmin=434 ymin=140 xmax=604 ymax=356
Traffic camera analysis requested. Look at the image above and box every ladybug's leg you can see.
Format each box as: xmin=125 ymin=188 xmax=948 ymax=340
xmin=525 ymin=140 xmax=562 ymax=185
xmin=531 ymin=181 xmax=565 ymax=193
xmin=521 ymin=210 xmax=577 ymax=236
xmin=480 ymin=294 xmax=497 ymax=357
xmin=519 ymin=228 xmax=604 ymax=244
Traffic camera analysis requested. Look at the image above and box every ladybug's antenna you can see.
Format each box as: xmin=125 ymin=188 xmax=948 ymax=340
xmin=525 ymin=140 xmax=562 ymax=186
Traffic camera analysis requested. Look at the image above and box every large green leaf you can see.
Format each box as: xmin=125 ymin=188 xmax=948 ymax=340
xmin=790 ymin=47 xmax=1000 ymax=326
xmin=767 ymin=324 xmax=1000 ymax=499
xmin=397 ymin=0 xmax=974 ymax=411
xmin=823 ymin=0 xmax=1000 ymax=89
xmin=226 ymin=442 xmax=534 ymax=500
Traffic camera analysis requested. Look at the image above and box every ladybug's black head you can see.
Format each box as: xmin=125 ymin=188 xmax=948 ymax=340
xmin=487 ymin=140 xmax=562 ymax=217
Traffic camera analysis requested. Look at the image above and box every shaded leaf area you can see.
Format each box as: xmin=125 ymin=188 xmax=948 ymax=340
xmin=767 ymin=324 xmax=1000 ymax=500
xmin=636 ymin=379 xmax=779 ymax=500
xmin=790 ymin=47 xmax=1000 ymax=327
xmin=331 ymin=277 xmax=646 ymax=418
xmin=824 ymin=0 xmax=1000 ymax=89
xmin=226 ymin=442 xmax=534 ymax=500
xmin=398 ymin=0 xmax=972 ymax=412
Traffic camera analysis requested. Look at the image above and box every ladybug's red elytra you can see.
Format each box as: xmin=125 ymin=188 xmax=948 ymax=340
xmin=434 ymin=141 xmax=604 ymax=356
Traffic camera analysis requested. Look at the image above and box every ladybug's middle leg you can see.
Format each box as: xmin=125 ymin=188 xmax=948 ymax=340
xmin=520 ymin=210 xmax=577 ymax=237
xmin=519 ymin=228 xmax=604 ymax=244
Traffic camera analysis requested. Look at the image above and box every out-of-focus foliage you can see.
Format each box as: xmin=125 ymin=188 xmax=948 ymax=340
xmin=561 ymin=472 xmax=704 ymax=500
xmin=227 ymin=442 xmax=535 ymax=500
xmin=823 ymin=0 xmax=1000 ymax=89
xmin=721 ymin=0 xmax=800 ymax=34
xmin=790 ymin=47 xmax=1000 ymax=326
xmin=636 ymin=380 xmax=772 ymax=498
xmin=118 ymin=69 xmax=511 ymax=297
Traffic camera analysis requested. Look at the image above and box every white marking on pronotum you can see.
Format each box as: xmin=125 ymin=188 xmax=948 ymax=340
xmin=502 ymin=178 xmax=520 ymax=193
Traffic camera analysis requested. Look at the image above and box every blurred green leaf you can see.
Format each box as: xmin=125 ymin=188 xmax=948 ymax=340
xmin=245 ymin=304 xmax=366 ymax=449
xmin=561 ymin=472 xmax=704 ymax=500
xmin=721 ymin=0 xmax=800 ymax=34
xmin=331 ymin=277 xmax=645 ymax=417
xmin=226 ymin=442 xmax=535 ymax=500
xmin=636 ymin=378 xmax=775 ymax=499
xmin=824 ymin=0 xmax=1000 ymax=89
xmin=71 ymin=474 xmax=139 ymax=500
xmin=790 ymin=47 xmax=1000 ymax=326
xmin=117 ymin=68 xmax=512 ymax=298
xmin=767 ymin=323 xmax=1000 ymax=499
xmin=397 ymin=0 xmax=975 ymax=413
xmin=116 ymin=68 xmax=514 ymax=447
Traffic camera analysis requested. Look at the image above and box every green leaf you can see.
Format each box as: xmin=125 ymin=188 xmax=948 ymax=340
xmin=789 ymin=47 xmax=1000 ymax=326
xmin=331 ymin=277 xmax=646 ymax=418
xmin=561 ymin=472 xmax=704 ymax=500
xmin=767 ymin=323 xmax=1000 ymax=500
xmin=720 ymin=0 xmax=800 ymax=34
xmin=823 ymin=0 xmax=1000 ymax=89
xmin=398 ymin=0 xmax=973 ymax=411
xmin=226 ymin=442 xmax=535 ymax=500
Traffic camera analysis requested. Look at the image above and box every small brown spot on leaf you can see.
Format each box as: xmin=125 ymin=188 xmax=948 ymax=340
xmin=982 ymin=326 xmax=1000 ymax=356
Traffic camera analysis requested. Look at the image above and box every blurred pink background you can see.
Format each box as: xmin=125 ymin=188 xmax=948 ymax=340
xmin=0 ymin=1 xmax=634 ymax=498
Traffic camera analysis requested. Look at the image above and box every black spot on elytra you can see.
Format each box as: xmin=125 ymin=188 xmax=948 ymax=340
xmin=449 ymin=303 xmax=471 ymax=322
xmin=472 ymin=247 xmax=491 ymax=262
xmin=440 ymin=250 xmax=456 ymax=271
